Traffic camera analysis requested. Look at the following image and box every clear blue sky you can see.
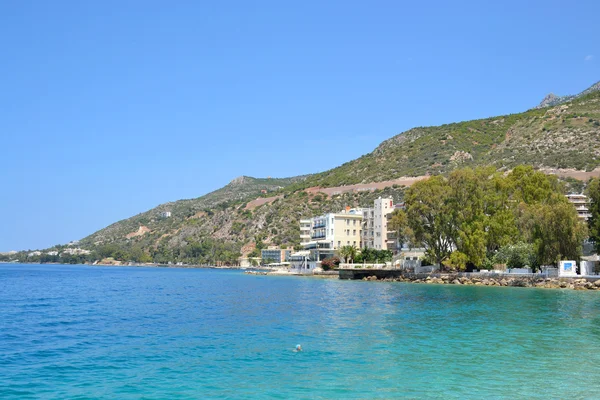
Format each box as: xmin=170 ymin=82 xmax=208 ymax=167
xmin=1 ymin=0 xmax=598 ymax=251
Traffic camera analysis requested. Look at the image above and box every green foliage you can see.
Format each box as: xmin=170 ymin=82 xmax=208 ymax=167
xmin=405 ymin=175 xmax=454 ymax=265
xmin=355 ymin=248 xmax=393 ymax=263
xmin=493 ymin=242 xmax=537 ymax=269
xmin=587 ymin=178 xmax=600 ymax=253
xmin=444 ymin=251 xmax=469 ymax=271
xmin=388 ymin=209 xmax=412 ymax=250
xmin=404 ymin=165 xmax=587 ymax=268
xmin=338 ymin=245 xmax=357 ymax=263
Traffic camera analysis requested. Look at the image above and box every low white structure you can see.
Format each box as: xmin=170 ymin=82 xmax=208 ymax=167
xmin=559 ymin=260 xmax=578 ymax=277
xmin=580 ymin=261 xmax=597 ymax=276
xmin=289 ymin=251 xmax=317 ymax=274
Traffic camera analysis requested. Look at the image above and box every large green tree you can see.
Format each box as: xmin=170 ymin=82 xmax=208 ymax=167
xmin=405 ymin=175 xmax=454 ymax=265
xmin=587 ymin=178 xmax=600 ymax=253
xmin=404 ymin=165 xmax=587 ymax=268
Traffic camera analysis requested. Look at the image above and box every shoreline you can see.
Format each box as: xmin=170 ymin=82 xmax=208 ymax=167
xmin=251 ymin=268 xmax=600 ymax=290
xmin=358 ymin=272 xmax=600 ymax=291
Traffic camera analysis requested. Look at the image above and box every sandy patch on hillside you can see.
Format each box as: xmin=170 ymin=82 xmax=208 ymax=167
xmin=305 ymin=176 xmax=429 ymax=196
xmin=245 ymin=195 xmax=283 ymax=210
xmin=541 ymin=167 xmax=600 ymax=181
xmin=125 ymin=225 xmax=151 ymax=239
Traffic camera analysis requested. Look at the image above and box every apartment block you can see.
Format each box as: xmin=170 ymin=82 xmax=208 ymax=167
xmin=566 ymin=194 xmax=592 ymax=221
xmin=361 ymin=197 xmax=395 ymax=250
xmin=261 ymin=246 xmax=292 ymax=264
xmin=301 ymin=207 xmax=364 ymax=262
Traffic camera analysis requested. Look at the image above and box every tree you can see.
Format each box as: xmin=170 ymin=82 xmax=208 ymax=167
xmin=405 ymin=175 xmax=454 ymax=266
xmin=388 ymin=209 xmax=411 ymax=252
xmin=530 ymin=202 xmax=587 ymax=266
xmin=444 ymin=251 xmax=468 ymax=271
xmin=587 ymin=177 xmax=600 ymax=253
xmin=338 ymin=245 xmax=357 ymax=263
xmin=494 ymin=242 xmax=537 ymax=269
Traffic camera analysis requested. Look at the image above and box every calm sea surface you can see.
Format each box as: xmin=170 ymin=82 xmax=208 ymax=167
xmin=1 ymin=264 xmax=600 ymax=399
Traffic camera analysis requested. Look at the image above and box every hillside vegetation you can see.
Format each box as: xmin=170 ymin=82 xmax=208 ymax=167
xmin=66 ymin=81 xmax=600 ymax=264
xmin=286 ymin=87 xmax=600 ymax=190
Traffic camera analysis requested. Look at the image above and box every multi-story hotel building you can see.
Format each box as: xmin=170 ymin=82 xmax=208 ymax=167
xmin=361 ymin=197 xmax=395 ymax=250
xmin=566 ymin=194 xmax=592 ymax=221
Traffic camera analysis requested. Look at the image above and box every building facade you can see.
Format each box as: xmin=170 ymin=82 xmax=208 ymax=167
xmin=566 ymin=194 xmax=592 ymax=221
xmin=261 ymin=247 xmax=291 ymax=264
xmin=299 ymin=208 xmax=364 ymax=262
xmin=299 ymin=218 xmax=311 ymax=246
xmin=361 ymin=197 xmax=395 ymax=250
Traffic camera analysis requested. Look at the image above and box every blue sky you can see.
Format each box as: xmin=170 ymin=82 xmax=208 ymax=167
xmin=1 ymin=0 xmax=598 ymax=251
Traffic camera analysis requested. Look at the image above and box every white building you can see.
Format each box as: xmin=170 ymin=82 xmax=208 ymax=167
xmin=361 ymin=197 xmax=395 ymax=250
xmin=62 ymin=248 xmax=91 ymax=255
xmin=299 ymin=219 xmax=311 ymax=246
xmin=160 ymin=211 xmax=172 ymax=218
xmin=374 ymin=197 xmax=394 ymax=250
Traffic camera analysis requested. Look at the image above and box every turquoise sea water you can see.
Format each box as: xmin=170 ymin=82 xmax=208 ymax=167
xmin=1 ymin=264 xmax=600 ymax=399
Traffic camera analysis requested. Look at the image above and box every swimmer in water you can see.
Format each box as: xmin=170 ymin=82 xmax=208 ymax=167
xmin=294 ymin=344 xmax=302 ymax=352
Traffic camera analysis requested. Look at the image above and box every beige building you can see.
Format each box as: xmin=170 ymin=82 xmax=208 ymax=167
xmin=566 ymin=194 xmax=592 ymax=221
xmin=299 ymin=218 xmax=311 ymax=246
xmin=301 ymin=208 xmax=364 ymax=262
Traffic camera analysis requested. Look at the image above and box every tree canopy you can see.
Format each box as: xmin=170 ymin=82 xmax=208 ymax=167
xmin=403 ymin=165 xmax=587 ymax=270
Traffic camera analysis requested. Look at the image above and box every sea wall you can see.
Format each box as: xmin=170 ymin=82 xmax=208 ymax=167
xmin=362 ymin=273 xmax=600 ymax=290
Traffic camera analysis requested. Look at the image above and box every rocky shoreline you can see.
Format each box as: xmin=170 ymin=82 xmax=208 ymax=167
xmin=362 ymin=273 xmax=600 ymax=290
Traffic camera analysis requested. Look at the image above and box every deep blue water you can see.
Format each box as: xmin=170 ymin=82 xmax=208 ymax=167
xmin=1 ymin=264 xmax=600 ymax=399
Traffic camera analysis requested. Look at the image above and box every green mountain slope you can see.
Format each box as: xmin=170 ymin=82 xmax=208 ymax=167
xmin=287 ymin=85 xmax=600 ymax=189
xmin=76 ymin=81 xmax=600 ymax=264
xmin=79 ymin=175 xmax=307 ymax=246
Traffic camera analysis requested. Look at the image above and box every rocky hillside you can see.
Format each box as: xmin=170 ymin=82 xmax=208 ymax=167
xmin=76 ymin=80 xmax=600 ymax=264
xmin=535 ymin=81 xmax=600 ymax=108
xmin=79 ymin=175 xmax=307 ymax=247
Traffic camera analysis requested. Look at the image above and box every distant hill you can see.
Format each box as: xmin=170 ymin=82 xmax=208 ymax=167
xmin=75 ymin=80 xmax=600 ymax=264
xmin=79 ymin=175 xmax=308 ymax=246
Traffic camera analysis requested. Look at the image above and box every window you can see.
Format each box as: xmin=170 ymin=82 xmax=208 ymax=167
xmin=347 ymin=241 xmax=350 ymax=245
xmin=338 ymin=241 xmax=341 ymax=247
xmin=346 ymin=219 xmax=350 ymax=225
xmin=353 ymin=230 xmax=356 ymax=235
xmin=353 ymin=220 xmax=356 ymax=226
xmin=346 ymin=230 xmax=350 ymax=236
xmin=353 ymin=241 xmax=356 ymax=246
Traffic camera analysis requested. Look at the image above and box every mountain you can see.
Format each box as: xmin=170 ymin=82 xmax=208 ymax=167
xmin=535 ymin=81 xmax=600 ymax=108
xmin=79 ymin=175 xmax=307 ymax=246
xmin=288 ymin=81 xmax=600 ymax=189
xmin=77 ymin=81 xmax=600 ymax=263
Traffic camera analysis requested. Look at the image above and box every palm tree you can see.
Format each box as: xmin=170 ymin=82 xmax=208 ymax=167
xmin=339 ymin=245 xmax=357 ymax=264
